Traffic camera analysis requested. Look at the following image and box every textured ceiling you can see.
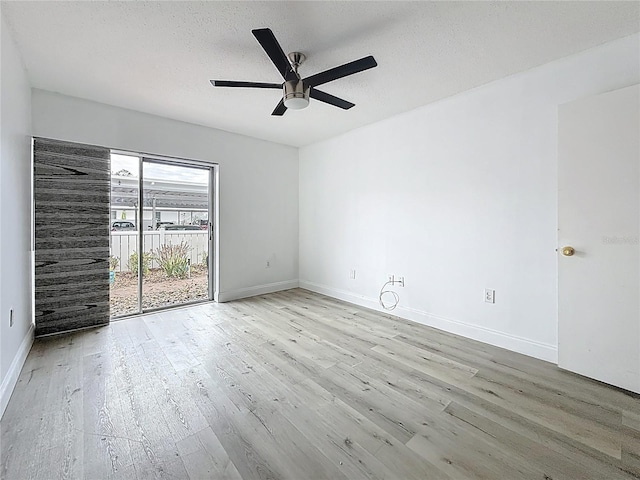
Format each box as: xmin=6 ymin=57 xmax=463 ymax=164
xmin=2 ymin=1 xmax=639 ymax=147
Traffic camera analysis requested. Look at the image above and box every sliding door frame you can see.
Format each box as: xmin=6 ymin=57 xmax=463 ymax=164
xmin=111 ymin=149 xmax=219 ymax=318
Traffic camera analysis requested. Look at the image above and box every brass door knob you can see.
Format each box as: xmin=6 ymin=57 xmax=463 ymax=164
xmin=562 ymin=246 xmax=575 ymax=256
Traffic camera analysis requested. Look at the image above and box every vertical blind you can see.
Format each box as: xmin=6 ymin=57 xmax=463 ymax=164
xmin=33 ymin=137 xmax=110 ymax=335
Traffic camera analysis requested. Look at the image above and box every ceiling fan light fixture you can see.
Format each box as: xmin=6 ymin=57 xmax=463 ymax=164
xmin=283 ymin=80 xmax=310 ymax=110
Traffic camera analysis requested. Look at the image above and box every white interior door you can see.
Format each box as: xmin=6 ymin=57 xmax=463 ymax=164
xmin=558 ymin=84 xmax=640 ymax=393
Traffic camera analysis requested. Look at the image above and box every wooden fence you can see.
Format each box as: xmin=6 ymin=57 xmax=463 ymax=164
xmin=110 ymin=230 xmax=208 ymax=272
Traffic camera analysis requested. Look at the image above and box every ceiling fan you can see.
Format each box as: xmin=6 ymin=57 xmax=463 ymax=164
xmin=210 ymin=28 xmax=377 ymax=116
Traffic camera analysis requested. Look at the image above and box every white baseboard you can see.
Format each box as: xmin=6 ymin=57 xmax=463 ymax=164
xmin=1 ymin=323 xmax=35 ymax=419
xmin=299 ymin=280 xmax=381 ymax=310
xmin=299 ymin=280 xmax=558 ymax=364
xmin=217 ymin=279 xmax=299 ymax=303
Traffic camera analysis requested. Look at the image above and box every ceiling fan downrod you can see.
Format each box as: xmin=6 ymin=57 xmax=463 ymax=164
xmin=287 ymin=52 xmax=305 ymax=75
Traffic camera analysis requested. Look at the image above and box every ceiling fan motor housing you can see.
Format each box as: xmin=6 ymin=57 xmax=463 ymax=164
xmin=283 ymin=79 xmax=310 ymax=110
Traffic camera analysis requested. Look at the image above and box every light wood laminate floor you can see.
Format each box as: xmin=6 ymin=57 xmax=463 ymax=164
xmin=2 ymin=289 xmax=639 ymax=479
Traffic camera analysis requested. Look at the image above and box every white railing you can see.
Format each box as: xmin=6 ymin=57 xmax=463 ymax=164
xmin=110 ymin=230 xmax=208 ymax=272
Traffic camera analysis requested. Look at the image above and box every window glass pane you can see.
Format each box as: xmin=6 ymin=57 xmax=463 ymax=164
xmin=141 ymin=160 xmax=210 ymax=310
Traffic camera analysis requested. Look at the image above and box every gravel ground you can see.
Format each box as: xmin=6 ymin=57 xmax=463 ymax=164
xmin=110 ymin=266 xmax=209 ymax=317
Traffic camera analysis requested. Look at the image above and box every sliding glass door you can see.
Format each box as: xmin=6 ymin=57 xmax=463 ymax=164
xmin=110 ymin=154 xmax=214 ymax=318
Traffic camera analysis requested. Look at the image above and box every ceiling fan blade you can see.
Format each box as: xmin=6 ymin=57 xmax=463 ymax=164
xmin=271 ymin=98 xmax=287 ymax=116
xmin=211 ymin=80 xmax=282 ymax=89
xmin=303 ymin=56 xmax=377 ymax=88
xmin=252 ymin=28 xmax=297 ymax=82
xmin=310 ymin=89 xmax=355 ymax=110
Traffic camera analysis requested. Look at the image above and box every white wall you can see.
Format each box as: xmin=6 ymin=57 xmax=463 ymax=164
xmin=0 ymin=10 xmax=34 ymax=417
xmin=32 ymin=90 xmax=299 ymax=301
xmin=299 ymin=33 xmax=640 ymax=363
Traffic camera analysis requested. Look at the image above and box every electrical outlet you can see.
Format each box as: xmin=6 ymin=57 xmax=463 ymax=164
xmin=484 ymin=289 xmax=495 ymax=304
xmin=10 ymin=309 xmax=14 ymax=327
xmin=388 ymin=274 xmax=394 ymax=283
xmin=398 ymin=276 xmax=405 ymax=287
xmin=349 ymin=269 xmax=356 ymax=279
xmin=266 ymin=260 xmax=271 ymax=268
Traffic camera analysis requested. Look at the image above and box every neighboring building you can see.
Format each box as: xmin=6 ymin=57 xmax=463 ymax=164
xmin=110 ymin=174 xmax=208 ymax=230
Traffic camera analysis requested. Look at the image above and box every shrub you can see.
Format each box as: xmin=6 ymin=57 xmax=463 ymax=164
xmin=128 ymin=251 xmax=152 ymax=276
xmin=109 ymin=255 xmax=119 ymax=271
xmin=155 ymin=242 xmax=190 ymax=278
xmin=202 ymin=252 xmax=208 ymax=267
